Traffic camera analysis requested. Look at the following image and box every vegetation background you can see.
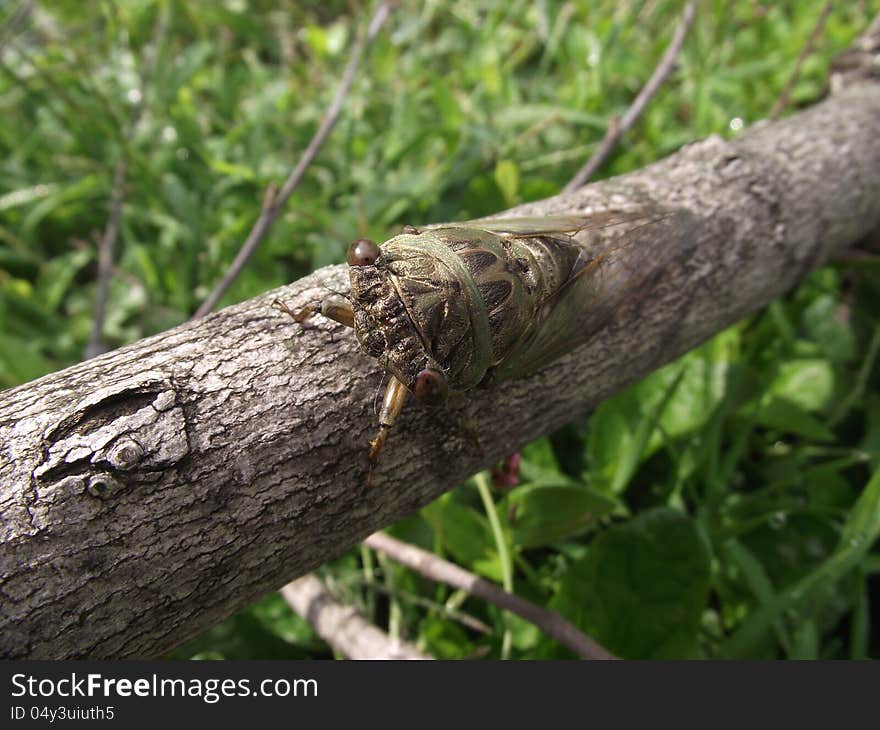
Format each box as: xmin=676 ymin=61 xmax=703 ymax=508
xmin=2 ymin=0 xmax=879 ymax=659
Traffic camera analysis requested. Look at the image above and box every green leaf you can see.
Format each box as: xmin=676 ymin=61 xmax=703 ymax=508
xmin=551 ymin=508 xmax=711 ymax=658
xmin=0 ymin=333 xmax=54 ymax=386
xmin=840 ymin=466 xmax=880 ymax=551
xmin=756 ymin=397 xmax=834 ymax=441
xmin=586 ymin=389 xmax=640 ymax=494
xmin=508 ymin=612 xmax=542 ymax=652
xmin=587 ymin=334 xmax=734 ymax=495
xmin=768 ymin=359 xmax=833 ymax=412
xmin=721 ymin=467 xmax=880 ymax=657
xmin=430 ymin=77 xmax=465 ymax=128
xmin=519 ymin=436 xmax=563 ymax=479
xmin=36 ymin=249 xmax=93 ymax=312
xmin=504 ymin=484 xmax=618 ymax=549
xmin=802 ymin=294 xmax=855 ymax=363
xmin=422 ymin=495 xmax=501 ymax=582
xmin=419 ymin=616 xmax=474 ymax=659
xmin=493 ymin=159 xmax=519 ymax=208
xmin=0 ymin=183 xmax=59 ymax=212
xmin=861 ymin=394 xmax=880 ymax=471
xmin=722 ymin=539 xmax=791 ymax=653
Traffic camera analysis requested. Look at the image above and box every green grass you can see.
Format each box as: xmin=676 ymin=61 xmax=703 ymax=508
xmin=2 ymin=0 xmax=879 ymax=659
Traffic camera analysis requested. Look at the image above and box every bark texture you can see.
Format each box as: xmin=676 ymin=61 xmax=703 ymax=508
xmin=2 ymin=30 xmax=880 ymax=658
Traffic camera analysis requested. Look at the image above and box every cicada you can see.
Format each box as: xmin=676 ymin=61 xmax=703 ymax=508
xmin=281 ymin=208 xmax=675 ymax=486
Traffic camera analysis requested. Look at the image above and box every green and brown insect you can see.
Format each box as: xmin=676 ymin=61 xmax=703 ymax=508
xmin=279 ymin=208 xmax=679 ymax=486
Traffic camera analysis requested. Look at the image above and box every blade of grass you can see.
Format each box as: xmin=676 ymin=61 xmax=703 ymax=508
xmin=474 ymin=470 xmax=514 ymax=658
xmin=721 ymin=465 xmax=880 ymax=657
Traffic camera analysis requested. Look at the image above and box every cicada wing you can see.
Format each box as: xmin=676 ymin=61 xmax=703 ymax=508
xmin=490 ymin=209 xmax=693 ymax=382
xmin=490 ymin=258 xmax=610 ymax=382
xmin=426 ymin=208 xmax=668 ymax=238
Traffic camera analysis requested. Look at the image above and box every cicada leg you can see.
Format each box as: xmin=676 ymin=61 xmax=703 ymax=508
xmin=273 ymin=298 xmax=315 ymax=323
xmin=320 ymin=297 xmax=355 ymax=328
xmin=273 ymin=296 xmax=355 ymax=328
xmin=367 ymin=375 xmax=409 ymax=489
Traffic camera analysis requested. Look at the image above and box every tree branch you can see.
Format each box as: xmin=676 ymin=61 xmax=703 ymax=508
xmin=1 ymin=22 xmax=879 ymax=659
xmin=280 ymin=573 xmax=430 ymax=660
xmin=364 ymin=532 xmax=615 ymax=659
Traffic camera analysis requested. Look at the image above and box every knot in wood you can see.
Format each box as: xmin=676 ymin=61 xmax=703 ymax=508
xmin=86 ymin=474 xmax=125 ymax=500
xmin=107 ymin=439 xmax=144 ymax=471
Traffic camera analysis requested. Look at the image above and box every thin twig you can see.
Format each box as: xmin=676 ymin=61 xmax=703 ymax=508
xmin=85 ymin=160 xmax=128 ymax=359
xmin=770 ymin=2 xmax=833 ymax=120
xmin=281 ymin=573 xmax=431 ymax=659
xmin=563 ymin=1 xmax=696 ymax=192
xmin=349 ymin=576 xmax=493 ymax=635
xmin=364 ymin=531 xmax=618 ymax=660
xmin=192 ymin=2 xmax=395 ymax=319
xmin=85 ymin=6 xmax=170 ymax=359
xmin=0 ymin=0 xmax=33 ymax=54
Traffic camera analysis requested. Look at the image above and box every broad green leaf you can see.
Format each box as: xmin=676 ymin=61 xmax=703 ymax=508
xmin=586 ymin=389 xmax=640 ymax=494
xmin=551 ymin=508 xmax=711 ymax=658
xmin=768 ymin=359 xmax=833 ymax=412
xmin=519 ymin=436 xmax=563 ymax=479
xmin=422 ymin=496 xmax=501 ymax=582
xmin=508 ymin=612 xmax=542 ymax=652
xmin=504 ymin=484 xmax=618 ymax=549
xmin=755 ymin=397 xmax=834 ymax=441
xmin=419 ymin=616 xmax=474 ymax=659
xmin=804 ymin=466 xmax=855 ymax=512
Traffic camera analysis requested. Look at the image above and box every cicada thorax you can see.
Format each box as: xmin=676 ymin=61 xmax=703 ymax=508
xmin=348 ymin=227 xmax=584 ymax=393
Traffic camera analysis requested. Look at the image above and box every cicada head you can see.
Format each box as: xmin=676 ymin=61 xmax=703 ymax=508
xmin=346 ymin=237 xmax=450 ymax=405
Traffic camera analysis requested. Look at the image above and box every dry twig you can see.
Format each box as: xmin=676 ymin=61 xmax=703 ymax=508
xmin=563 ymin=1 xmax=696 ymax=192
xmin=0 ymin=0 xmax=34 ymax=53
xmin=770 ymin=2 xmax=833 ymax=120
xmin=364 ymin=532 xmax=618 ymax=660
xmin=85 ymin=7 xmax=170 ymax=358
xmin=192 ymin=2 xmax=394 ymax=319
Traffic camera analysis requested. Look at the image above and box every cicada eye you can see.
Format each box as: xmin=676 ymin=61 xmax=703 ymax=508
xmin=413 ymin=368 xmax=449 ymax=406
xmin=347 ymin=238 xmax=380 ymax=267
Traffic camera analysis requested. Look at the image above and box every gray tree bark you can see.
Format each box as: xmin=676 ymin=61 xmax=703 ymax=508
xmin=2 ymin=21 xmax=879 ymax=659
